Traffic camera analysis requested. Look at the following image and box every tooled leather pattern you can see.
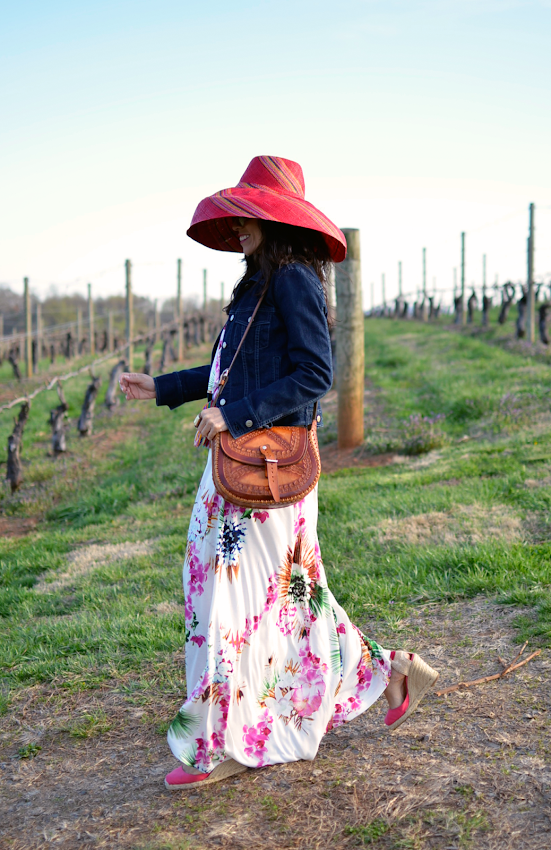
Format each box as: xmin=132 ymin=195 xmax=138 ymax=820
xmin=219 ymin=427 xmax=307 ymax=466
xmin=212 ymin=424 xmax=320 ymax=509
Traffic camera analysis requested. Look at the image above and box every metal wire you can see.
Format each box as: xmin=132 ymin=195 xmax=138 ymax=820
xmin=0 ymin=319 xmax=181 ymax=413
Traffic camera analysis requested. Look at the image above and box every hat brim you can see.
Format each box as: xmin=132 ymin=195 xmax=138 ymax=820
xmin=186 ymin=187 xmax=347 ymax=263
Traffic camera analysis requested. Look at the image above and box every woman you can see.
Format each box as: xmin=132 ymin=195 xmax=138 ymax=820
xmin=120 ymin=156 xmax=438 ymax=790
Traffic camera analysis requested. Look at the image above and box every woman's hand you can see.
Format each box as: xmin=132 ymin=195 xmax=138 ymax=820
xmin=119 ymin=372 xmax=156 ymax=401
xmin=195 ymin=408 xmax=228 ymax=441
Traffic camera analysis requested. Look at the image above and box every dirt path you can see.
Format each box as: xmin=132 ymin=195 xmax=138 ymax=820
xmin=1 ymin=598 xmax=549 ymax=850
xmin=319 ymin=444 xmax=400 ymax=474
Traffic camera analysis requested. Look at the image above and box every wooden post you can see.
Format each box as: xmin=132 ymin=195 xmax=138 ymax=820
xmin=461 ymin=232 xmax=466 ymax=326
xmin=335 ymin=228 xmax=364 ymax=449
xmin=327 ymin=266 xmax=336 ymax=326
xmin=382 ymin=274 xmax=386 ymax=312
xmin=203 ymin=269 xmax=207 ymax=311
xmin=24 ymin=277 xmax=32 ymax=378
xmin=177 ymin=258 xmax=184 ymax=361
xmin=125 ymin=259 xmax=134 ymax=371
xmin=108 ymin=310 xmax=114 ymax=352
xmin=87 ymin=283 xmax=95 ymax=355
xmin=482 ymin=254 xmax=487 ymax=300
xmin=398 ymin=261 xmax=402 ymax=297
xmin=527 ymin=203 xmax=535 ymax=343
xmin=220 ymin=281 xmax=225 ymax=311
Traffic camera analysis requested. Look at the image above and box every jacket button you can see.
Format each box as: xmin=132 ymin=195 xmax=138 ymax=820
xmin=245 ymin=419 xmax=253 ymax=427
xmin=317 ymin=415 xmax=321 ymax=422
xmin=222 ymin=342 xmax=227 ymax=348
xmin=219 ymin=399 xmax=226 ymax=406
xmin=247 ymin=316 xmax=252 ymax=322
xmin=230 ymin=315 xmax=234 ymax=321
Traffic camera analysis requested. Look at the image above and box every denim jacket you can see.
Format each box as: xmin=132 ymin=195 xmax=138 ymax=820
xmin=153 ymin=262 xmax=333 ymax=438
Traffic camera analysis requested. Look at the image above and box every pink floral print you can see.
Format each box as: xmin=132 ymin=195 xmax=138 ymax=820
xmin=167 ymin=451 xmax=392 ymax=773
xmin=243 ymin=709 xmax=273 ymax=766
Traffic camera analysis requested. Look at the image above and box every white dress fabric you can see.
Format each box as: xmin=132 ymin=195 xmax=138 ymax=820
xmin=167 ymin=336 xmax=392 ymax=773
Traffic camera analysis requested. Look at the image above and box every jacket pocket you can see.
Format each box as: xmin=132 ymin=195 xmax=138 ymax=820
xmin=234 ymin=319 xmax=270 ymax=354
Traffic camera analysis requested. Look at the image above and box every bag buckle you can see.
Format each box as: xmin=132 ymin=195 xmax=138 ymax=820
xmin=259 ymin=445 xmax=280 ymax=502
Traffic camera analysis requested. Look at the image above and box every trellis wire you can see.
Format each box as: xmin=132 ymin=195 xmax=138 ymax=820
xmin=0 ymin=319 xmax=181 ymax=414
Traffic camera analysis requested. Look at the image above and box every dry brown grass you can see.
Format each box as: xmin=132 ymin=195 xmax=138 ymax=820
xmin=378 ymin=504 xmax=523 ymax=547
xmin=34 ymin=541 xmax=156 ymax=594
xmin=1 ymin=598 xmax=549 ymax=850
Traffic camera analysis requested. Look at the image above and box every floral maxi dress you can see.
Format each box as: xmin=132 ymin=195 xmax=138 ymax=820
xmin=167 ymin=336 xmax=392 ymax=773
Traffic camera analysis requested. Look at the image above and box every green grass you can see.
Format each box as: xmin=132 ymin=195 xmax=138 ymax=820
xmin=1 ymin=321 xmax=550 ymax=701
xmin=68 ymin=709 xmax=112 ymax=738
xmin=343 ymin=818 xmax=389 ymax=844
xmin=320 ymin=319 xmax=551 ymax=642
xmin=17 ymin=742 xmax=42 ymax=759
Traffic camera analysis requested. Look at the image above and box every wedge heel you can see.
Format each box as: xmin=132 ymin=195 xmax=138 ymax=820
xmin=165 ymin=758 xmax=248 ymax=790
xmin=386 ymin=653 xmax=439 ymax=731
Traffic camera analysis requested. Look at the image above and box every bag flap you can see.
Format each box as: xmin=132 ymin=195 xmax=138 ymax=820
xmin=219 ymin=427 xmax=308 ymax=466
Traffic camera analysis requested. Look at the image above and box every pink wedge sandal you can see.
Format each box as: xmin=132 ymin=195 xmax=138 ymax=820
xmin=165 ymin=758 xmax=248 ymax=790
xmin=384 ymin=651 xmax=439 ymax=730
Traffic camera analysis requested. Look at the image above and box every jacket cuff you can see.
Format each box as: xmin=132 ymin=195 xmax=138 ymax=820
xmin=220 ymin=398 xmax=259 ymax=438
xmin=154 ymin=372 xmax=183 ymax=409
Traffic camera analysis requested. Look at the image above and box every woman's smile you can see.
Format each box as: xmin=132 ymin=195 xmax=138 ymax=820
xmin=232 ymin=217 xmax=263 ymax=256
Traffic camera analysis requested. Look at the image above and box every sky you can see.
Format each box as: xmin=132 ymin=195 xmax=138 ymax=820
xmin=2 ymin=0 xmax=551 ymax=312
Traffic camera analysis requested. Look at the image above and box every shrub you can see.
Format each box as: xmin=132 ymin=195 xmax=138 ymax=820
xmin=399 ymin=413 xmax=447 ymax=455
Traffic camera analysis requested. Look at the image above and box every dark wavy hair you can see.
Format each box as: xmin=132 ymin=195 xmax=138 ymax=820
xmin=226 ymin=221 xmax=334 ymax=323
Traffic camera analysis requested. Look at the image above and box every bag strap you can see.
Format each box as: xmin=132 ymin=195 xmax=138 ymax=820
xmin=309 ymin=401 xmax=318 ymax=431
xmin=225 ymin=293 xmax=266 ymax=379
xmin=212 ymin=291 xmax=266 ymax=404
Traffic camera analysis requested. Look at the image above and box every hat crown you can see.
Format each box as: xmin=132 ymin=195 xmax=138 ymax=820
xmin=237 ymin=156 xmax=305 ymax=199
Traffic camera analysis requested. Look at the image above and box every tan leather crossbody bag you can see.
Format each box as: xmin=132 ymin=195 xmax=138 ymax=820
xmin=210 ymin=294 xmax=321 ymax=509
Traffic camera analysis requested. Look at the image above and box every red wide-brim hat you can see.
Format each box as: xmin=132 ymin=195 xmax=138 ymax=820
xmin=187 ymin=156 xmax=347 ymax=263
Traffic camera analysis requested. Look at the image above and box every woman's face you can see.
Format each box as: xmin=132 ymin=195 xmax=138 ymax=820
xmin=231 ymin=217 xmax=263 ymax=256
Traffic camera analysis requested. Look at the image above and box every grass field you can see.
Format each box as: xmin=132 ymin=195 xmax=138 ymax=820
xmin=1 ymin=318 xmax=550 ymax=849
